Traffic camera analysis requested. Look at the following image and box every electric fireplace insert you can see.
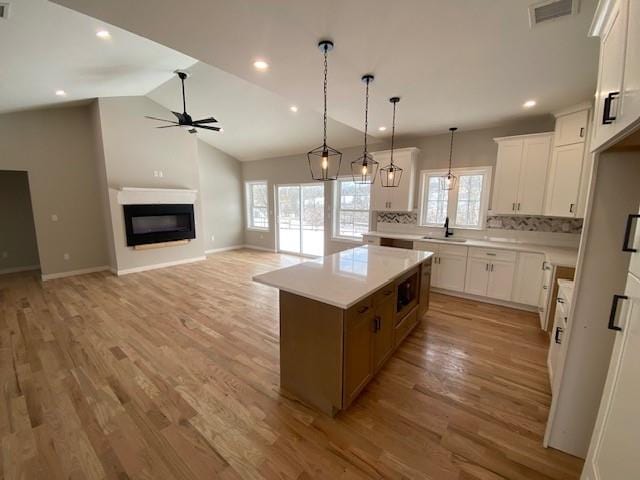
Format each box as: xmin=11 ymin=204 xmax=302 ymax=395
xmin=123 ymin=204 xmax=195 ymax=246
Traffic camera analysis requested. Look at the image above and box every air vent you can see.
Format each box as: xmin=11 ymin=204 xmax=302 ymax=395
xmin=529 ymin=0 xmax=579 ymax=27
xmin=0 ymin=3 xmax=9 ymax=19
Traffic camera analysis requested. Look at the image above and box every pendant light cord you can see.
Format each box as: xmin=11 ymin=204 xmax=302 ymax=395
xmin=323 ymin=46 xmax=328 ymax=147
xmin=448 ymin=128 xmax=455 ymax=174
xmin=390 ymin=100 xmax=397 ymax=166
xmin=363 ymin=78 xmax=370 ymax=154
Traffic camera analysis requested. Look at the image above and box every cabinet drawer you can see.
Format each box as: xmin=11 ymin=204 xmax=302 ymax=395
xmin=439 ymin=244 xmax=468 ymax=257
xmin=373 ymin=282 xmax=395 ymax=307
xmin=394 ymin=307 xmax=418 ymax=348
xmin=468 ymin=247 xmax=516 ymax=263
xmin=345 ymin=296 xmax=373 ymax=327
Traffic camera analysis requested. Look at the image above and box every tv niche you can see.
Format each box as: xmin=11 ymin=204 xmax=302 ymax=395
xmin=123 ymin=204 xmax=196 ymax=247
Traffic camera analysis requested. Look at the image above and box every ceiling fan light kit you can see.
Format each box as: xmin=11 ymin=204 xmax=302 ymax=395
xmin=380 ymin=97 xmax=403 ymax=188
xmin=145 ymin=70 xmax=221 ymax=134
xmin=351 ymin=74 xmax=379 ymax=185
xmin=307 ymin=40 xmax=342 ymax=182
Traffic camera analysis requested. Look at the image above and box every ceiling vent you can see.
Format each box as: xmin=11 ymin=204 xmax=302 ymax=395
xmin=529 ymin=0 xmax=579 ymax=27
xmin=0 ymin=3 xmax=9 ymax=19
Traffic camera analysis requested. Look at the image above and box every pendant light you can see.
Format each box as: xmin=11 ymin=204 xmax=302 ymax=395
xmin=441 ymin=127 xmax=458 ymax=191
xmin=351 ymin=74 xmax=379 ymax=184
xmin=307 ymin=40 xmax=342 ymax=181
xmin=380 ymin=97 xmax=403 ymax=188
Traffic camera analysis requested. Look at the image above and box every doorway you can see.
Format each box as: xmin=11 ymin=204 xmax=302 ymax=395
xmin=276 ymin=183 xmax=324 ymax=257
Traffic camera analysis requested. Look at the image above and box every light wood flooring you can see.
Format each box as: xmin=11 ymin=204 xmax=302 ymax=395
xmin=0 ymin=249 xmax=583 ymax=479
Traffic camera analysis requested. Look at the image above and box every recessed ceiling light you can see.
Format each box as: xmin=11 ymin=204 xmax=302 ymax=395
xmin=378 ymin=126 xmax=387 ymax=132
xmin=55 ymin=90 xmax=67 ymax=97
xmin=290 ymin=105 xmax=298 ymax=113
xmin=253 ymin=60 xmax=269 ymax=71
xmin=523 ymin=100 xmax=537 ymax=108
xmin=96 ymin=30 xmax=111 ymax=39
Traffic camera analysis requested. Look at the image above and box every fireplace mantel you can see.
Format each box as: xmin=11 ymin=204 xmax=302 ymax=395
xmin=116 ymin=187 xmax=198 ymax=205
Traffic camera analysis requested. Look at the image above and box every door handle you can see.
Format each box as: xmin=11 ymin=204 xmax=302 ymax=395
xmin=608 ymin=294 xmax=627 ymax=331
xmin=603 ymin=91 xmax=620 ymax=125
xmin=622 ymin=214 xmax=640 ymax=252
xmin=555 ymin=326 xmax=563 ymax=344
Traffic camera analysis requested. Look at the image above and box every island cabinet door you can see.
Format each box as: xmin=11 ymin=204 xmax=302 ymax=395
xmin=372 ymin=293 xmax=395 ymax=372
xmin=343 ymin=298 xmax=375 ymax=408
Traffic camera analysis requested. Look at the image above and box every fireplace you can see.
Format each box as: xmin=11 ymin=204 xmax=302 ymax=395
xmin=123 ymin=204 xmax=196 ymax=246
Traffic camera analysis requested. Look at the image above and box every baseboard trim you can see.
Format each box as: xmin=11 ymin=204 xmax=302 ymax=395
xmin=41 ymin=265 xmax=109 ymax=281
xmin=115 ymin=256 xmax=206 ymax=276
xmin=242 ymin=244 xmax=278 ymax=253
xmin=0 ymin=265 xmax=40 ymax=275
xmin=205 ymin=245 xmax=244 ymax=255
xmin=431 ymin=287 xmax=538 ymax=312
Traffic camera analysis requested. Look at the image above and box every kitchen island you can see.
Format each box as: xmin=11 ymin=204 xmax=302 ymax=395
xmin=253 ymin=245 xmax=433 ymax=415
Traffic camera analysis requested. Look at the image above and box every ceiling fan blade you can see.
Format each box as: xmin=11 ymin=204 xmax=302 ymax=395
xmin=156 ymin=125 xmax=180 ymax=128
xmin=194 ymin=125 xmax=221 ymax=132
xmin=171 ymin=111 xmax=185 ymax=122
xmin=193 ymin=117 xmax=218 ymax=124
xmin=145 ymin=116 xmax=177 ymax=123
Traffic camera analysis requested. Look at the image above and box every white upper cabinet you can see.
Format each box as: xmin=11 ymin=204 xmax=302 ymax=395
xmin=492 ymin=133 xmax=553 ymax=215
xmin=554 ymin=109 xmax=589 ymax=147
xmin=370 ymin=148 xmax=418 ymax=212
xmin=591 ymin=0 xmax=640 ymax=151
xmin=545 ymin=143 xmax=585 ymax=217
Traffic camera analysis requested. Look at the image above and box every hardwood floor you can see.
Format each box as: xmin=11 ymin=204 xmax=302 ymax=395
xmin=0 ymin=249 xmax=583 ymax=479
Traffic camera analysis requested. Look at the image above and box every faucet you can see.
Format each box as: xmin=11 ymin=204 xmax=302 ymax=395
xmin=444 ymin=216 xmax=453 ymax=238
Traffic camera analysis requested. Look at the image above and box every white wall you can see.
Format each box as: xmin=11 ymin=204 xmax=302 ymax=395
xmin=197 ymin=140 xmax=244 ymax=251
xmin=96 ymin=96 xmax=206 ymax=273
xmin=0 ymin=106 xmax=109 ymax=277
xmin=0 ymin=171 xmax=40 ymax=272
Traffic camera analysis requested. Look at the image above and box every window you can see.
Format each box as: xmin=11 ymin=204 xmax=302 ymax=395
xmin=334 ymin=178 xmax=371 ymax=240
xmin=245 ymin=181 xmax=269 ymax=230
xmin=418 ymin=167 xmax=491 ymax=230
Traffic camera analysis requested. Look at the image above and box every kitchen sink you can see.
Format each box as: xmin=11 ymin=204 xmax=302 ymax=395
xmin=421 ymin=236 xmax=467 ymax=243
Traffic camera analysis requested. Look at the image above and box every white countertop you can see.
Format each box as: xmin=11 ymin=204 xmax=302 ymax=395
xmin=252 ymin=245 xmax=433 ymax=309
xmin=364 ymin=231 xmax=578 ymax=267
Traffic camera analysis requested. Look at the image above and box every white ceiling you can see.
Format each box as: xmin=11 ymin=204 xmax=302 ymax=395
xmin=0 ymin=0 xmax=196 ymax=114
xmin=51 ymin=0 xmax=600 ymax=141
xmin=147 ymin=62 xmax=366 ymax=161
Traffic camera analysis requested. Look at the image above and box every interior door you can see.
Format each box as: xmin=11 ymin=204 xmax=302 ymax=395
xmin=583 ymin=272 xmax=640 ymax=480
xmin=277 ymin=184 xmax=324 ymax=256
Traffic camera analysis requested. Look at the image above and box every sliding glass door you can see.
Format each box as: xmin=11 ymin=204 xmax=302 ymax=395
xmin=277 ymin=184 xmax=324 ymax=257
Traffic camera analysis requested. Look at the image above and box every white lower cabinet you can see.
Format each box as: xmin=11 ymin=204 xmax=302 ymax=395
xmin=513 ymin=252 xmax=545 ymax=306
xmin=464 ymin=248 xmax=516 ymax=300
xmin=415 ymin=242 xmax=467 ymax=292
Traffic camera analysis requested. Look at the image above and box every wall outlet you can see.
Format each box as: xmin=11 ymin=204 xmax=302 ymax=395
xmin=211 ymin=235 xmax=215 ymax=242
xmin=51 ymin=214 xmax=59 ymax=222
xmin=158 ymin=170 xmax=164 ymax=178
xmin=63 ymin=253 xmax=70 ymax=261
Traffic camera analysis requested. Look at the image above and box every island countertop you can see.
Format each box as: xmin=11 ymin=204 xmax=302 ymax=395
xmin=253 ymin=245 xmax=433 ymax=309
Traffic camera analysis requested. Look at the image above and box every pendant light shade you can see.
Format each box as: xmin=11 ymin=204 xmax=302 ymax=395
xmin=380 ymin=97 xmax=403 ymax=188
xmin=441 ymin=127 xmax=458 ymax=191
xmin=351 ymin=74 xmax=379 ymax=184
xmin=308 ymin=40 xmax=342 ymax=181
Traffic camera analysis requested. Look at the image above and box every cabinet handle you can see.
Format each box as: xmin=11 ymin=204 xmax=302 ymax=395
xmin=608 ymin=294 xmax=627 ymax=331
xmin=541 ymin=261 xmax=547 ymax=271
xmin=372 ymin=316 xmax=381 ymax=332
xmin=383 ymin=289 xmax=393 ymax=296
xmin=512 ymin=202 xmax=516 ymax=211
xmin=517 ymin=202 xmax=521 ymax=211
xmin=486 ymin=252 xmax=497 ymax=256
xmin=358 ymin=305 xmax=369 ymax=314
xmin=490 ymin=264 xmax=494 ymax=272
xmin=579 ymin=127 xmax=585 ymax=138
xmin=622 ymin=214 xmax=640 ymax=252
xmin=603 ymin=91 xmax=620 ymax=125
xmin=543 ymin=285 xmax=548 ymax=290
xmin=569 ymin=203 xmax=575 ymax=214
xmin=557 ymin=297 xmax=564 ymax=304
xmin=485 ymin=263 xmax=489 ymax=271
xmin=555 ymin=326 xmax=563 ymax=344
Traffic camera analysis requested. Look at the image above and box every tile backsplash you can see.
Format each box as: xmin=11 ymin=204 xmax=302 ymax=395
xmin=376 ymin=212 xmax=583 ymax=234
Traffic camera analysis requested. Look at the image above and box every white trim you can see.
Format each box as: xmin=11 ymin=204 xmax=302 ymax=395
xmin=116 ymin=187 xmax=198 ymax=205
xmin=494 ymin=131 xmax=555 ymax=143
xmin=242 ymin=244 xmax=278 ymax=253
xmin=205 ymin=245 xmax=243 ymax=254
xmin=0 ymin=264 xmax=40 ymax=275
xmin=589 ymin=0 xmax=616 ymax=37
xmin=370 ymin=146 xmax=420 ymax=157
xmin=114 ymin=256 xmax=206 ymax=276
xmin=41 ymin=265 xmax=109 ymax=281
xmin=431 ymin=287 xmax=538 ymax=312
xmin=553 ymin=102 xmax=592 ymax=118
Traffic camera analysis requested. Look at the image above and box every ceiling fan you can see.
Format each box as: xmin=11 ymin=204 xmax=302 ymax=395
xmin=145 ymin=70 xmax=220 ymax=134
